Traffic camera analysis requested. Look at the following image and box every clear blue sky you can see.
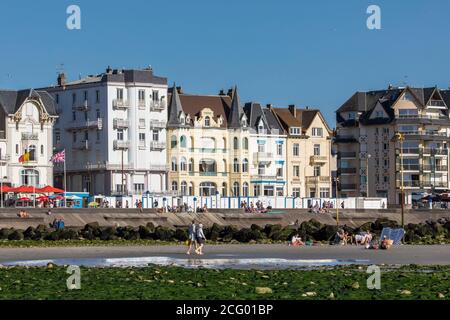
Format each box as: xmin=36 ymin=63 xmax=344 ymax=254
xmin=1 ymin=0 xmax=449 ymax=126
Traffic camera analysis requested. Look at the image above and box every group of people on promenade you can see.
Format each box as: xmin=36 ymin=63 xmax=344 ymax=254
xmin=241 ymin=200 xmax=270 ymax=213
xmin=186 ymin=220 xmax=207 ymax=255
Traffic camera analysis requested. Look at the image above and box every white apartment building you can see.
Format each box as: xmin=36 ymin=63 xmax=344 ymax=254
xmin=0 ymin=89 xmax=57 ymax=190
xmin=42 ymin=67 xmax=168 ymax=196
xmin=243 ymin=103 xmax=287 ymax=196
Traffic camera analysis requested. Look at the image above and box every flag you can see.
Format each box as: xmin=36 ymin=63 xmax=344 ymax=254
xmin=19 ymin=151 xmax=30 ymax=163
xmin=50 ymin=149 xmax=65 ymax=163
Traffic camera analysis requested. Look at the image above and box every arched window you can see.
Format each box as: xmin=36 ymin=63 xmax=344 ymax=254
xmin=189 ymin=182 xmax=194 ymax=196
xmin=28 ymin=145 xmax=36 ymax=161
xmin=171 ymin=181 xmax=178 ymax=192
xmin=222 ymin=159 xmax=227 ymax=173
xmin=243 ymin=182 xmax=249 ymax=197
xmin=171 ymin=157 xmax=178 ymax=171
xmin=222 ymin=182 xmax=227 ymax=197
xmin=181 ymin=181 xmax=187 ymax=196
xmin=40 ymin=145 xmax=44 ymax=155
xmin=189 ymin=158 xmax=194 ymax=172
xmin=222 ymin=137 xmax=227 ymax=150
xmin=199 ymin=159 xmax=216 ymax=174
xmin=243 ymin=137 xmax=248 ymax=150
xmin=199 ymin=182 xmax=216 ymax=196
xmin=180 ymin=135 xmax=187 ymax=148
xmin=233 ymin=137 xmax=239 ymax=150
xmin=205 ymin=116 xmax=211 ymax=127
xmin=242 ymin=158 xmax=249 ymax=173
xmin=190 ymin=137 xmax=195 ymax=149
xmin=180 ymin=157 xmax=187 ymax=171
xmin=233 ymin=182 xmax=240 ymax=197
xmin=171 ymin=135 xmax=177 ymax=149
xmin=21 ymin=169 xmax=39 ymax=186
xmin=233 ymin=158 xmax=240 ymax=173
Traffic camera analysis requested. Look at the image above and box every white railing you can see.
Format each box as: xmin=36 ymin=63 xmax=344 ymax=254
xmin=21 ymin=132 xmax=38 ymax=140
xmin=149 ymin=120 xmax=166 ymax=129
xmin=112 ymin=99 xmax=129 ymax=109
xmin=113 ymin=118 xmax=129 ymax=129
xmin=150 ymin=141 xmax=166 ymax=150
xmin=113 ymin=140 xmax=130 ymax=150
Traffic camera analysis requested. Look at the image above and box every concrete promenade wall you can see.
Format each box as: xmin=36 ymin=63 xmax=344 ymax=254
xmin=1 ymin=208 xmax=450 ymax=229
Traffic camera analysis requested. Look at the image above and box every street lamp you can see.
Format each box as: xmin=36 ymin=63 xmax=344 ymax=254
xmin=365 ymin=153 xmax=371 ymax=197
xmin=334 ymin=176 xmax=340 ymax=227
xmin=396 ymin=133 xmax=405 ymax=228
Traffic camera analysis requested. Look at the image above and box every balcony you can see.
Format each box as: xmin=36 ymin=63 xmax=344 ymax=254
xmin=427 ymin=100 xmax=447 ymax=108
xmin=422 ymin=148 xmax=448 ymax=156
xmin=401 ymin=148 xmax=420 ymax=155
xmin=74 ymin=140 xmax=89 ymax=150
xmin=422 ymin=181 xmax=448 ymax=188
xmin=113 ymin=118 xmax=129 ymax=129
xmin=340 ymin=184 xmax=357 ymax=191
xmin=251 ymin=175 xmax=280 ymax=181
xmin=339 ymin=168 xmax=357 ymax=174
xmin=334 ymin=135 xmax=357 ymax=143
xmin=138 ymin=100 xmax=146 ymax=109
xmin=199 ymin=172 xmax=218 ymax=177
xmin=112 ymin=99 xmax=129 ymax=110
xmin=113 ymin=140 xmax=129 ymax=150
xmin=73 ymin=100 xmax=89 ymax=111
xmin=310 ymin=155 xmax=328 ymax=164
xmin=397 ymin=164 xmax=420 ymax=171
xmin=306 ymin=176 xmax=331 ymax=184
xmin=338 ymin=152 xmax=357 ymax=159
xmin=149 ymin=120 xmax=166 ymax=129
xmin=150 ymin=141 xmax=166 ymax=151
xmin=21 ymin=132 xmax=38 ymax=140
xmin=150 ymin=100 xmax=166 ymax=111
xmin=396 ymin=131 xmax=450 ymax=141
xmin=67 ymin=118 xmax=103 ymax=131
xmin=423 ymin=165 xmax=448 ymax=172
xmin=396 ymin=180 xmax=421 ymax=188
xmin=149 ymin=164 xmax=170 ymax=172
xmin=253 ymin=152 xmax=273 ymax=159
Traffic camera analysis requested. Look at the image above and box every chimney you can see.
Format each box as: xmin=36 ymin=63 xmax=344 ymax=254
xmin=227 ymin=88 xmax=233 ymax=97
xmin=57 ymin=73 xmax=66 ymax=87
xmin=266 ymin=103 xmax=273 ymax=110
xmin=176 ymin=86 xmax=183 ymax=94
xmin=219 ymin=89 xmax=225 ymax=95
xmin=106 ymin=66 xmax=113 ymax=74
xmin=288 ymin=104 xmax=296 ymax=117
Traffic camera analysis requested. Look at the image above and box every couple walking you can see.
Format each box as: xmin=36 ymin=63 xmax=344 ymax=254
xmin=187 ymin=221 xmax=206 ymax=255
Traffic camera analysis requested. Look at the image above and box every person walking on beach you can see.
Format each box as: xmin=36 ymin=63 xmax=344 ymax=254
xmin=186 ymin=220 xmax=197 ymax=255
xmin=195 ymin=223 xmax=206 ymax=255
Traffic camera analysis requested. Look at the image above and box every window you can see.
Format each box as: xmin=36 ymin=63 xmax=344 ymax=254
xmin=204 ymin=116 xmax=211 ymax=127
xmin=171 ymin=135 xmax=177 ymax=148
xmin=314 ymin=166 xmax=321 ymax=177
xmin=189 ymin=159 xmax=194 ymax=172
xmin=314 ymin=144 xmax=320 ymax=156
xmin=243 ymin=138 xmax=248 ymax=150
xmin=180 ymin=181 xmax=187 ymax=196
xmin=293 ymin=143 xmax=299 ymax=156
xmin=96 ymin=130 xmax=100 ymax=141
xmin=276 ymin=167 xmax=283 ymax=178
xmin=290 ymin=127 xmax=301 ymax=135
xmin=152 ymin=130 xmax=159 ymax=141
xmin=222 ymin=183 xmax=227 ymax=197
xmin=233 ymin=158 xmax=240 ymax=173
xmin=199 ymin=182 xmax=217 ymax=196
xmin=233 ymin=137 xmax=239 ymax=150
xmin=84 ymin=131 xmax=89 ymax=141
xmin=72 ymin=93 xmax=76 ymax=106
xmin=189 ymin=183 xmax=194 ymax=196
xmin=242 ymin=159 xmax=249 ymax=173
xmin=258 ymin=144 xmax=265 ymax=153
xmin=264 ymin=186 xmax=274 ymax=196
xmin=84 ymin=111 xmax=88 ymax=121
xmin=28 ymin=145 xmax=36 ymax=161
xmin=139 ymin=133 xmax=146 ymax=142
xmin=152 ymin=90 xmax=159 ymax=102
xmin=171 ymin=157 xmax=178 ymax=171
xmin=40 ymin=145 xmax=44 ymax=155
xmin=292 ymin=188 xmax=301 ymax=198
xmin=72 ymin=111 xmax=76 ymax=121
xmin=258 ymin=163 xmax=265 ymax=175
xmin=16 ymin=144 xmax=19 ymax=155
xmin=55 ymin=94 xmax=59 ymax=104
xmin=117 ymin=129 xmax=124 ymax=141
xmin=277 ymin=144 xmax=283 ymax=156
xmin=117 ymin=88 xmax=124 ymax=100
xmin=96 ymin=109 xmax=101 ymax=119
xmin=73 ymin=132 xmax=77 ymax=143
xmin=180 ymin=157 xmax=187 ymax=171
xmin=138 ymin=90 xmax=145 ymax=102
xmin=180 ymin=135 xmax=187 ymax=148
xmin=233 ymin=182 xmax=240 ymax=196
xmin=375 ymin=111 xmax=384 ymax=118
xmin=139 ymin=119 xmax=145 ymax=128
xmin=254 ymin=185 xmax=261 ymax=197
xmin=348 ymin=113 xmax=356 ymax=120
xmin=56 ymin=132 xmax=61 ymax=144
xmin=276 ymin=187 xmax=284 ymax=196
xmin=309 ymin=188 xmax=316 ymax=198
xmin=320 ymin=188 xmax=330 ymax=198
xmin=134 ymin=184 xmax=145 ymax=194
xmin=171 ymin=181 xmax=178 ymax=192
xmin=199 ymin=159 xmax=216 ymax=173
xmin=403 ymin=92 xmax=414 ymax=101
xmin=96 ymin=90 xmax=100 ymax=103
xmin=83 ymin=91 xmax=88 ymax=101
xmin=243 ymin=183 xmax=249 ymax=197
xmin=293 ymin=165 xmax=300 ymax=177
xmin=312 ymin=128 xmax=323 ymax=137
xmin=21 ymin=169 xmax=39 ymax=186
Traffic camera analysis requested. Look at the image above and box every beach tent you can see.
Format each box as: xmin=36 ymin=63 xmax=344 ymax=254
xmin=380 ymin=228 xmax=405 ymax=245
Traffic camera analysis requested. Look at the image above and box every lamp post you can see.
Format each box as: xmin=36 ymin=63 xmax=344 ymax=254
xmin=366 ymin=153 xmax=371 ymax=197
xmin=334 ymin=176 xmax=340 ymax=226
xmin=396 ymin=133 xmax=405 ymax=228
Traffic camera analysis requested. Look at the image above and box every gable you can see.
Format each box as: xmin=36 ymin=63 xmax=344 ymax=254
xmin=369 ymin=101 xmax=389 ymax=119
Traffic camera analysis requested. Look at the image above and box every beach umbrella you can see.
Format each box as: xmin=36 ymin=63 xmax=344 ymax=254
xmin=10 ymin=185 xmax=44 ymax=193
xmin=18 ymin=197 xmax=31 ymax=201
xmin=88 ymin=201 xmax=99 ymax=207
xmin=36 ymin=195 xmax=49 ymax=202
xmin=0 ymin=185 xmax=12 ymax=193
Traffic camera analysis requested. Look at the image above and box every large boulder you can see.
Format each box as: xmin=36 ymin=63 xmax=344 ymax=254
xmin=234 ymin=228 xmax=264 ymax=242
xmin=298 ymin=219 xmax=323 ymax=238
xmin=138 ymin=226 xmax=153 ymax=240
xmin=414 ymin=223 xmax=434 ymax=237
xmin=220 ymin=225 xmax=239 ymax=242
xmin=8 ymin=230 xmax=24 ymax=241
xmin=23 ymin=227 xmax=36 ymax=240
xmin=372 ymin=218 xmax=399 ymax=232
xmin=0 ymin=228 xmax=13 ymax=240
xmin=153 ymin=227 xmax=173 ymax=241
xmin=100 ymin=227 xmax=118 ymax=240
xmin=314 ymin=225 xmax=339 ymax=242
xmin=174 ymin=228 xmax=188 ymax=241
xmin=206 ymin=223 xmax=223 ymax=241
xmin=58 ymin=229 xmax=79 ymax=240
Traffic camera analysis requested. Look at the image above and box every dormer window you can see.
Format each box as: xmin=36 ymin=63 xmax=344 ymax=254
xmin=290 ymin=127 xmax=301 ymax=135
xmin=205 ymin=116 xmax=211 ymax=127
xmin=348 ymin=112 xmax=356 ymax=120
xmin=180 ymin=116 xmax=185 ymax=125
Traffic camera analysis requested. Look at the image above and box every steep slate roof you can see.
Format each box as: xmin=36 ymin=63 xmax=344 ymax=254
xmin=441 ymin=89 xmax=450 ymax=107
xmin=167 ymin=87 xmax=232 ymax=128
xmin=227 ymin=86 xmax=244 ymax=129
xmin=0 ymin=89 xmax=57 ymax=116
xmin=243 ymin=103 xmax=284 ymax=134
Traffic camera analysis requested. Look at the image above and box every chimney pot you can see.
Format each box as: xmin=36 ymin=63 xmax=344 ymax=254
xmin=57 ymin=73 xmax=66 ymax=87
xmin=288 ymin=104 xmax=296 ymax=117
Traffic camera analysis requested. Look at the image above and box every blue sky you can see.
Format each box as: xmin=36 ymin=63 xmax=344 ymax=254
xmin=1 ymin=0 xmax=449 ymax=126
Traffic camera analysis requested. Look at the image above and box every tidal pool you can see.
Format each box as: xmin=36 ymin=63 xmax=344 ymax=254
xmin=1 ymin=257 xmax=371 ymax=269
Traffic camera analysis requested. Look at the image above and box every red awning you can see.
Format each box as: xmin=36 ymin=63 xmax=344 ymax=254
xmin=9 ymin=185 xmax=44 ymax=193
xmin=39 ymin=186 xmax=65 ymax=193
xmin=0 ymin=185 xmax=12 ymax=193
xmin=18 ymin=197 xmax=31 ymax=201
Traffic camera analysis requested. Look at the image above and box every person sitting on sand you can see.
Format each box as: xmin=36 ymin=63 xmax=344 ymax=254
xmin=380 ymin=235 xmax=393 ymax=250
xmin=290 ymin=234 xmax=305 ymax=247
